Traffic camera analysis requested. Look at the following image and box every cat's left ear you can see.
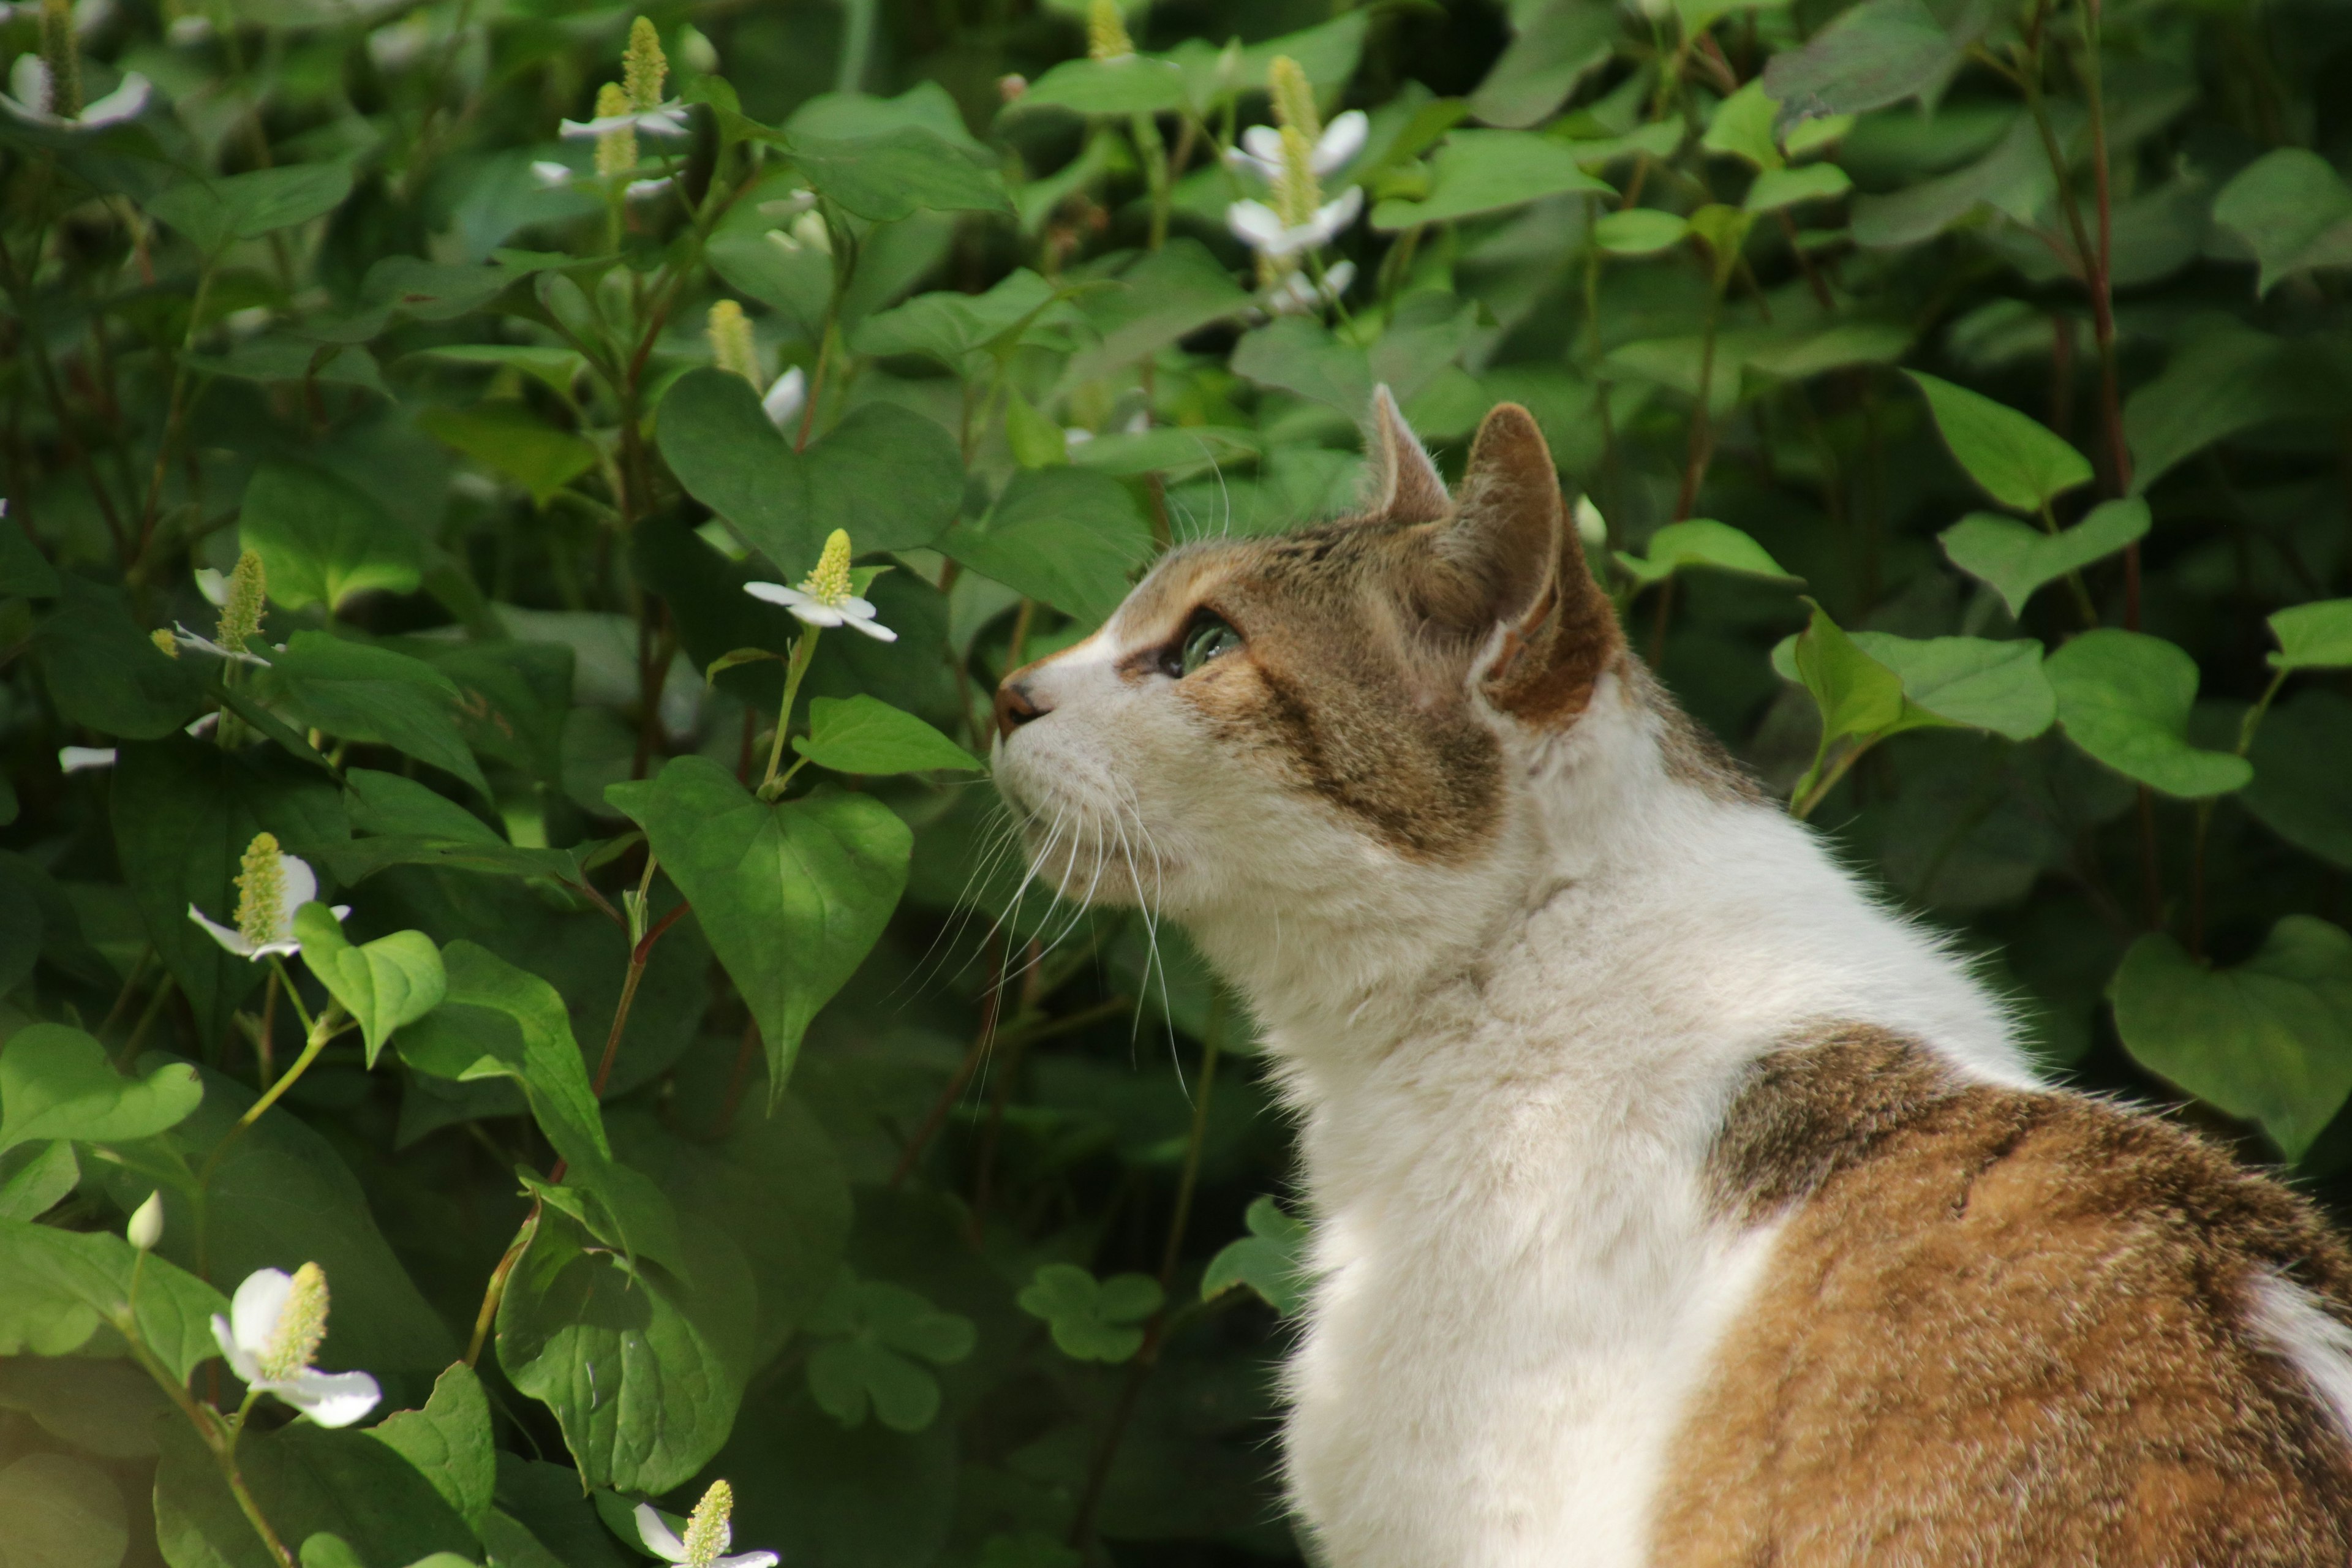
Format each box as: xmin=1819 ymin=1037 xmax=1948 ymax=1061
xmin=1441 ymin=404 xmax=1624 ymax=725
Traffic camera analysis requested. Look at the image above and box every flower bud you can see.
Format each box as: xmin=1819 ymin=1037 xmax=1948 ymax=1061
xmin=676 ymin=23 xmax=717 ymax=74
xmin=213 ymin=549 xmax=266 ymax=658
xmin=1086 ymin=0 xmax=1134 ymax=61
xmin=998 ymin=72 xmax=1027 ymax=103
xmin=128 ymin=1191 xmax=164 ymax=1251
xmin=706 ymin=300 xmax=760 ymax=388
xmin=622 ymin=15 xmax=668 ymax=111
xmin=1574 ymin=496 xmax=1608 ymax=549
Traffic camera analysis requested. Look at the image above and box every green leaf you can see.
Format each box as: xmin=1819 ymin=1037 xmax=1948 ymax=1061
xmin=2111 ymin=918 xmax=2352 ymax=1158
xmin=1937 ymin=499 xmax=2149 ymax=619
xmin=1593 ymin=208 xmax=1691 ymax=255
xmin=1016 ymin=1262 xmax=1163 ymax=1363
xmin=1613 ymin=519 xmax=1798 ymax=586
xmin=1230 ymin=315 xmax=1373 ymax=415
xmin=0 ymin=1355 xmax=168 ymax=1460
xmin=1788 ymin=599 xmax=1910 ymax=753
xmin=0 ymin=1022 xmax=203 ymax=1155
xmin=2212 ymin=148 xmax=2352 ymax=296
xmin=290 ymin=905 xmax=445 ymax=1068
xmin=145 ymin=163 xmax=355 ymax=254
xmin=1702 ymin=80 xmax=1784 ymax=170
xmin=1200 ymin=1195 xmax=1310 ymax=1315
xmin=1370 ymin=129 xmax=1613 ymax=231
xmin=850 ymin=268 xmax=1062 ymax=368
xmin=154 ymin=1414 xmax=477 ymax=1568
xmin=1060 ymin=241 xmax=1251 ymax=389
xmin=35 ymin=576 xmax=209 ymax=739
xmin=369 ymin=1363 xmax=497 ymax=1531
xmin=1016 ymin=55 xmax=1190 ymax=115
xmin=796 ymin=695 xmax=982 ymax=775
xmin=409 ymin=942 xmax=608 ymax=1170
xmin=0 ymin=1139 xmax=80 ymax=1221
xmin=268 ymin=633 xmax=491 ymax=800
xmin=2269 ymin=600 xmax=2352 ymax=672
xmin=1743 ymin=162 xmax=1852 ymax=212
xmin=0 ymin=1452 xmax=127 ymax=1568
xmin=0 ymin=1217 xmax=227 ymax=1381
xmin=415 ymin=404 xmax=597 ymax=508
xmin=495 ymin=1207 xmax=756 ymax=1493
xmin=1904 ymin=370 xmax=2092 ymax=514
xmin=613 ymin=758 xmax=911 ymax=1098
xmin=658 ymin=369 xmax=963 ymax=570
xmin=1849 ymin=632 xmax=2054 ymax=740
xmin=2117 ymin=329 xmax=2352 ymax=496
xmin=2045 ymin=629 xmax=2252 ymax=798
xmin=1004 ymin=387 xmax=1069 ymax=469
xmin=805 ymin=1273 xmax=976 ymax=1430
xmin=0 ymin=508 xmax=59 ymax=598
xmin=240 ymin=461 xmax=426 ymax=614
xmin=1760 ymin=0 xmax=1970 ymax=115
xmin=110 ymin=736 xmax=349 ymax=1049
xmin=788 ymin=127 xmax=1011 ymax=222
xmin=1469 ymin=0 xmax=1618 ymax=129
xmin=938 ymin=467 xmax=1153 ymax=624
xmin=2244 ymin=692 xmax=2352 ymax=872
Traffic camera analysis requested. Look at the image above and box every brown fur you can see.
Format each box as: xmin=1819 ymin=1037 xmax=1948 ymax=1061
xmin=1655 ymin=1026 xmax=2352 ymax=1567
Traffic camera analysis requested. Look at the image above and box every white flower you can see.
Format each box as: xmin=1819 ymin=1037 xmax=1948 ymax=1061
xmin=1226 ymin=186 xmax=1363 ymax=260
xmin=744 ymin=527 xmax=895 ymax=642
xmin=1265 ymin=258 xmax=1355 ymax=315
xmin=58 ymin=745 xmax=117 ymax=773
xmin=760 ymin=366 xmax=806 ymax=429
xmin=187 ymin=832 xmax=349 ymax=960
xmin=559 ymin=102 xmax=689 ymax=139
xmin=764 ymin=210 xmax=831 ymax=256
xmin=211 ymin=1264 xmax=380 ymax=1428
xmin=1 ymin=55 xmax=149 ymax=129
xmin=166 ymin=13 xmax=211 ymax=43
xmin=193 ymin=565 xmax=230 ymax=606
xmin=1063 ymin=426 xmax=1095 ymax=451
xmin=1225 ymin=109 xmax=1366 ymax=183
xmin=530 ymin=160 xmax=676 ymax=202
xmin=171 ymin=622 xmax=273 ymax=666
xmin=637 ymin=1480 xmax=776 ymax=1568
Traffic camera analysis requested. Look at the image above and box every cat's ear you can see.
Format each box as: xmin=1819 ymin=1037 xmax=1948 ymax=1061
xmin=1442 ymin=403 xmax=1624 ymax=725
xmin=1362 ymin=384 xmax=1450 ymax=525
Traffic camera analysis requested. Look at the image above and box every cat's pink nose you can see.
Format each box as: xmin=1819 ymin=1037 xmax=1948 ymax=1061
xmin=994 ymin=674 xmax=1047 ymax=740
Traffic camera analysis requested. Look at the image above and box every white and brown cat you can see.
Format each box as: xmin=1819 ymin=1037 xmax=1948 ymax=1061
xmin=989 ymin=391 xmax=2352 ymax=1567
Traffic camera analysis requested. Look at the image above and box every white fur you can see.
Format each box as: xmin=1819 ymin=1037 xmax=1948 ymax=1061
xmin=994 ymin=576 xmax=2034 ymax=1568
xmin=2247 ymin=1268 xmax=2352 ymax=1441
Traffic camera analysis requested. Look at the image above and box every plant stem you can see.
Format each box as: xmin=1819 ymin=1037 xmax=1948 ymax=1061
xmin=201 ymin=1000 xmax=345 ymax=1188
xmin=1674 ymin=285 xmax=1724 ymax=519
xmin=591 ymin=898 xmax=688 ymax=1099
xmin=116 ymin=1310 xmax=294 ymax=1566
xmin=466 ymin=1204 xmax=540 ymax=1367
xmin=1132 ymin=112 xmax=1170 ymax=250
xmin=1791 ymin=737 xmax=1874 ymax=821
xmin=759 ymin=630 xmax=820 ymax=799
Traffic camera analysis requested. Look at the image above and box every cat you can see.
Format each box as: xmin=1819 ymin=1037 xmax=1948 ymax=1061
xmin=987 ymin=391 xmax=2352 ymax=1567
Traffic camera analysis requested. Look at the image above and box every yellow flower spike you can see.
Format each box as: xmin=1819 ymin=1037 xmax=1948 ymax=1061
xmin=623 ymin=16 xmax=668 ymax=112
xmin=256 ymin=1261 xmax=330 ymax=1382
xmin=214 ymin=548 xmax=266 ymax=658
xmin=1086 ymin=0 xmax=1134 ymax=61
xmin=707 ymin=300 xmax=760 ymax=388
xmin=799 ymin=529 xmax=854 ymax=608
xmin=152 ymin=627 xmax=179 ymax=658
xmin=594 ymin=82 xmax=638 ymax=178
xmin=234 ymin=831 xmax=286 ymax=950
xmin=1268 ymin=55 xmax=1321 ymax=145
xmin=681 ymin=1479 xmax=733 ymax=1567
xmin=1276 ymin=124 xmax=1320 ymax=227
xmin=40 ymin=0 xmax=82 ymax=120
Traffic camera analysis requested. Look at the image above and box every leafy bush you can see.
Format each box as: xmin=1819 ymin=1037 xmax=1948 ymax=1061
xmin=2 ymin=0 xmax=2350 ymax=1561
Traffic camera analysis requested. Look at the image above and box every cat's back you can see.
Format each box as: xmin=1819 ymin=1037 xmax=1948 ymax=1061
xmin=1656 ymin=1025 xmax=2352 ymax=1567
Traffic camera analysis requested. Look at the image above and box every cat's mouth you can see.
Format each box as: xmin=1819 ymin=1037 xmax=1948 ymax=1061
xmin=1014 ymin=809 xmax=1170 ymax=910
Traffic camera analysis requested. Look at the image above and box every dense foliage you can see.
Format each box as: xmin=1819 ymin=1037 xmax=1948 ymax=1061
xmin=2 ymin=0 xmax=2351 ymax=1559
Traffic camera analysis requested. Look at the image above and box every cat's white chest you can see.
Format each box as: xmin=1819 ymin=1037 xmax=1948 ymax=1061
xmin=1279 ymin=1082 xmax=1781 ymax=1568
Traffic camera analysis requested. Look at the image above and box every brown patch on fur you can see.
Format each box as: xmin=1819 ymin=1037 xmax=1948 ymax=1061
xmin=1656 ymin=1026 xmax=2352 ymax=1567
xmin=1616 ymin=658 xmax=1768 ymax=805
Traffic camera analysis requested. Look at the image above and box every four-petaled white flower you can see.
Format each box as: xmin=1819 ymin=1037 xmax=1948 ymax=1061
xmin=0 ymin=55 xmax=148 ymax=129
xmin=745 ymin=528 xmax=895 ymax=641
xmin=637 ymin=1480 xmax=777 ymax=1568
xmin=187 ymin=832 xmax=349 ymax=960
xmin=1226 ymin=186 xmax=1363 ymax=260
xmin=557 ymin=102 xmax=689 ymax=140
xmin=1224 ymin=109 xmax=1366 ymax=184
xmin=211 ymin=1263 xmax=381 ymax=1428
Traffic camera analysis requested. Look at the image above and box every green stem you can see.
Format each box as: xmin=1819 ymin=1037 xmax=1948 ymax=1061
xmin=758 ymin=630 xmax=820 ymax=799
xmin=1791 ymin=736 xmax=1876 ymax=821
xmin=202 ymin=1000 xmax=345 ymax=1188
xmin=116 ymin=1309 xmax=293 ymax=1566
xmin=1131 ymin=111 xmax=1170 ymax=250
xmin=466 ymin=1204 xmax=539 ymax=1368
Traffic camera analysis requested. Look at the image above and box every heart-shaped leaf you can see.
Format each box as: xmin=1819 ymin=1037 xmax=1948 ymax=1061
xmin=787 ymin=127 xmax=1012 ymax=222
xmin=804 ymin=1272 xmax=976 ymax=1430
xmin=2111 ymin=917 xmax=2352 ymax=1158
xmin=796 ymin=696 xmax=982 ymax=777
xmin=1200 ymin=1196 xmax=1310 ymax=1316
xmin=2045 ymin=629 xmax=2252 ymax=798
xmin=1849 ymin=631 xmax=2055 ymax=741
xmin=268 ymin=633 xmax=491 ymax=801
xmin=1369 ymin=128 xmax=1613 ymax=231
xmin=1016 ymin=1263 xmax=1162 ymax=1363
xmin=610 ymin=758 xmax=911 ymax=1099
xmin=290 ymin=905 xmax=446 ymax=1068
xmin=1939 ymin=499 xmax=2149 ymax=619
xmin=657 ymin=369 xmax=962 ymax=575
xmin=2212 ymin=149 xmax=2352 ymax=296
xmin=0 ymin=1024 xmax=203 ymax=1156
xmin=1593 ymin=208 xmax=1691 ymax=255
xmin=938 ymin=467 xmax=1153 ymax=624
xmin=1615 ymin=519 xmax=1800 ymax=586
xmin=2269 ymin=598 xmax=2352 ymax=671
xmin=1906 ymin=370 xmax=2091 ymax=514
xmin=240 ymin=461 xmax=425 ymax=615
xmin=367 ymin=1363 xmax=496 ymax=1531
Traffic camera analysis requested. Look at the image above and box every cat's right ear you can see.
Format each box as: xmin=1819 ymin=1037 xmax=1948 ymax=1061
xmin=1363 ymin=385 xmax=1450 ymax=525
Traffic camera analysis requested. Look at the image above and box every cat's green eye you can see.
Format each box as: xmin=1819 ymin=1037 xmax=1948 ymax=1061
xmin=1178 ymin=614 xmax=1242 ymax=676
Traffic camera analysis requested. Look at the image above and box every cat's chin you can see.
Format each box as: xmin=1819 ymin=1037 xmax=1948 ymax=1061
xmin=1017 ymin=827 xmax=1166 ymax=910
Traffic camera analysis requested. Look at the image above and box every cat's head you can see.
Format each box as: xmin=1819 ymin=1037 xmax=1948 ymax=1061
xmin=988 ymin=392 xmax=1642 ymax=935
